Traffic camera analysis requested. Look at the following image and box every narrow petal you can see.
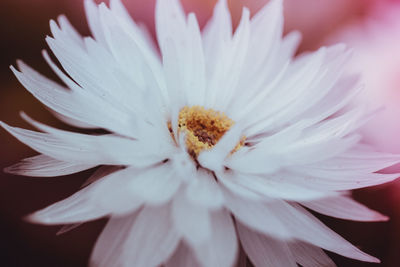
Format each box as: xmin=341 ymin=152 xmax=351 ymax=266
xmin=193 ymin=209 xmax=238 ymax=267
xmin=172 ymin=189 xmax=212 ymax=246
xmin=237 ymin=222 xmax=297 ymax=267
xmin=89 ymin=168 xmax=145 ymax=216
xmin=156 ymin=0 xmax=207 ymax=108
xmin=128 ymin=163 xmax=182 ymax=205
xmin=28 ymin=167 xmax=146 ymax=224
xmin=302 ymin=195 xmax=388 ymax=222
xmin=119 ymin=204 xmax=181 ymax=267
xmin=1 ymin=117 xmax=167 ymax=167
xmin=56 ymin=15 xmax=85 ymax=49
xmin=81 ymin=166 xmax=123 ymax=188
xmin=84 ymin=0 xmax=107 ymax=45
xmin=288 ymin=242 xmax=336 ymax=267
xmin=222 ymin=171 xmax=337 ymax=202
xmin=11 ymin=60 xmax=136 ymax=138
xmin=288 ymin=169 xmax=399 ymax=191
xmin=27 ymin=187 xmax=108 ymax=224
xmin=279 ymin=203 xmax=381 ymax=263
xmin=198 ymin=124 xmax=243 ymax=172
xmin=165 ymin=242 xmax=201 ymax=267
xmin=90 ymin=213 xmax=139 ymax=267
xmin=4 ymin=155 xmax=94 ymax=177
xmin=185 ymin=169 xmax=224 ymax=209
xmin=215 ymin=7 xmax=250 ymax=111
xmin=222 ymin=189 xmax=291 ymax=240
xmin=202 ymin=0 xmax=232 ymax=106
xmin=56 ymin=223 xmax=83 ymax=235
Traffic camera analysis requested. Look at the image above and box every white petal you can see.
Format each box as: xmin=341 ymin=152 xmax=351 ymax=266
xmin=84 ymin=0 xmax=107 ymax=45
xmin=237 ymin=222 xmax=297 ymax=267
xmin=302 ymin=195 xmax=388 ymax=222
xmin=29 ymin=167 xmax=146 ymax=224
xmin=281 ymin=135 xmax=361 ymax=165
xmin=236 ymin=46 xmax=326 ymax=128
xmin=288 ymin=242 xmax=336 ymax=267
xmin=120 ymin=204 xmax=181 ymax=267
xmin=222 ymin=171 xmax=337 ymax=202
xmin=156 ymin=0 xmax=208 ymax=108
xmin=56 ymin=223 xmax=83 ymax=235
xmin=108 ymin=0 xmax=168 ymax=107
xmin=185 ymin=169 xmax=224 ymax=209
xmin=165 ymin=242 xmax=201 ymax=267
xmin=202 ymin=0 xmax=232 ymax=106
xmin=289 ymin=169 xmax=399 ymax=191
xmin=98 ymin=4 xmax=147 ymax=90
xmin=4 ymin=155 xmax=93 ymax=177
xmin=128 ymin=163 xmax=182 ymax=205
xmin=247 ymin=0 xmax=284 ymax=68
xmin=2 ymin=116 xmax=167 ymax=167
xmin=81 ymin=166 xmax=123 ymax=188
xmin=268 ymin=45 xmax=351 ymax=128
xmin=170 ymin=148 xmax=198 ymax=183
xmin=56 ymin=15 xmax=85 ymax=49
xmin=222 ymin=189 xmax=291 ymax=240
xmin=193 ymin=209 xmax=238 ymax=267
xmin=230 ymin=0 xmax=286 ymax=114
xmin=214 ymin=7 xmax=250 ymax=111
xmin=292 ymin=74 xmax=362 ymax=125
xmin=202 ymin=0 xmax=232 ymax=64
xmin=304 ymin=147 xmax=400 ymax=173
xmin=89 ymin=168 xmax=145 ymax=216
xmin=217 ymin=170 xmax=265 ymax=201
xmin=90 ymin=212 xmax=139 ymax=267
xmin=184 ymin=13 xmax=206 ymax=107
xmin=198 ymin=124 xmax=243 ymax=172
xmin=28 ymin=187 xmax=108 ymax=224
xmin=278 ymin=203 xmax=380 ymax=263
xmin=51 ymin=110 xmax=97 ymax=129
xmin=172 ymin=189 xmax=212 ymax=246
xmin=12 ymin=60 xmax=135 ymax=138
xmin=156 ymin=0 xmax=186 ymax=53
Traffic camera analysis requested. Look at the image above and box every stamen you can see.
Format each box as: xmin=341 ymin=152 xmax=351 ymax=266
xmin=170 ymin=106 xmax=245 ymax=159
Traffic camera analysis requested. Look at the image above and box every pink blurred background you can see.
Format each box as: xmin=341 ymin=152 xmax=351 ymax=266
xmin=1 ymin=0 xmax=400 ymax=266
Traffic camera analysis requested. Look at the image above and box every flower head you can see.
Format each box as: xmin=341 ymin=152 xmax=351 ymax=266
xmin=2 ymin=0 xmax=399 ymax=266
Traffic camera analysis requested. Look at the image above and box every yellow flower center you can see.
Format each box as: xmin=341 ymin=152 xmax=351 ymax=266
xmin=171 ymin=106 xmax=245 ymax=159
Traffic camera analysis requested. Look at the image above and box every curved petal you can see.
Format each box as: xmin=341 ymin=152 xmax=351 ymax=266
xmin=172 ymin=189 xmax=212 ymax=246
xmin=27 ymin=187 xmax=108 ymax=225
xmin=185 ymin=169 xmax=224 ymax=210
xmin=222 ymin=189 xmax=291 ymax=240
xmin=192 ymin=209 xmax=238 ymax=267
xmin=165 ymin=242 xmax=200 ymax=267
xmin=288 ymin=242 xmax=336 ymax=267
xmin=301 ymin=195 xmax=388 ymax=222
xmin=277 ymin=203 xmax=381 ymax=263
xmin=128 ymin=162 xmax=182 ymax=205
xmin=4 ymin=155 xmax=94 ymax=177
xmin=1 ymin=117 xmax=169 ymax=167
xmin=28 ymin=167 xmax=146 ymax=224
xmin=120 ymin=204 xmax=180 ymax=267
xmin=237 ymin=222 xmax=297 ymax=267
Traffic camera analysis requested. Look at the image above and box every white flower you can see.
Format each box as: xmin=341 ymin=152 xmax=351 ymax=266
xmin=2 ymin=0 xmax=399 ymax=266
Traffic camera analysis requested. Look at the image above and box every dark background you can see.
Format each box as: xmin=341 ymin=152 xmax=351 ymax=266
xmin=0 ymin=0 xmax=399 ymax=266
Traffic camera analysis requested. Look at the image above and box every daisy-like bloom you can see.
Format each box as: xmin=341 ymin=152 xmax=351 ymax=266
xmin=2 ymin=0 xmax=400 ymax=266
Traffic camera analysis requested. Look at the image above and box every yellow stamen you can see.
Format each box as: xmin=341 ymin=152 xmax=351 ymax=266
xmin=170 ymin=106 xmax=245 ymax=159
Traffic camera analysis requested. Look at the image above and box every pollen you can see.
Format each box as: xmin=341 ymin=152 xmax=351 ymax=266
xmin=173 ymin=106 xmax=245 ymax=158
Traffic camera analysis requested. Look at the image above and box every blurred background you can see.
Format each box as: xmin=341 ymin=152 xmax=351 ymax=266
xmin=1 ymin=0 xmax=400 ymax=266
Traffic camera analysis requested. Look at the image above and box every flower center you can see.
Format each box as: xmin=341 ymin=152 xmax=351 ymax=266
xmin=173 ymin=106 xmax=245 ymax=159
